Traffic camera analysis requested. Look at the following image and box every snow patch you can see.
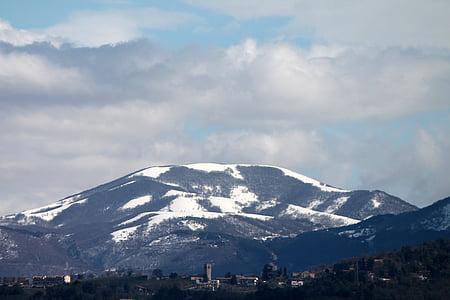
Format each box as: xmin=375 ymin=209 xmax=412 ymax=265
xmin=372 ymin=198 xmax=382 ymax=208
xmin=280 ymin=204 xmax=358 ymax=225
xmin=109 ymin=180 xmax=135 ymax=191
xmin=230 ymin=186 xmax=258 ymax=206
xmin=307 ymin=199 xmax=323 ymax=210
xmin=162 ymin=190 xmax=206 ymax=212
xmin=338 ymin=228 xmax=376 ymax=238
xmin=120 ymin=195 xmax=153 ymax=210
xmin=132 ymin=166 xmax=171 ymax=178
xmin=149 ymin=234 xmax=200 ymax=246
xmin=111 ymin=225 xmax=139 ymax=242
xmin=276 ymin=166 xmax=349 ymax=192
xmin=184 ymin=163 xmax=244 ymax=179
xmin=146 ymin=211 xmax=223 ymax=229
xmin=22 ymin=196 xmax=87 ymax=222
xmin=325 ymin=196 xmax=350 ymax=213
xmin=168 ymin=197 xmax=205 ymax=212
xmin=180 ymin=220 xmax=206 ymax=231
xmin=236 ymin=212 xmax=272 ymax=221
xmin=255 ymin=199 xmax=279 ymax=212
xmin=208 ymin=196 xmax=242 ymax=213
xmin=205 ymin=186 xmax=259 ymax=214
xmin=144 ymin=211 xmax=272 ymax=230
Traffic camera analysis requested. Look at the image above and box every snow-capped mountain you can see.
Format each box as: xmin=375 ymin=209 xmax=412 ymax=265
xmin=0 ymin=163 xmax=417 ymax=275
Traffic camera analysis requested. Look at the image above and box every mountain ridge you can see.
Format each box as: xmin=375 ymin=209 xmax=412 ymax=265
xmin=0 ymin=163 xmax=418 ymax=275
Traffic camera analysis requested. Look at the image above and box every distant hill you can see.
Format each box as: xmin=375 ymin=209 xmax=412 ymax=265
xmin=274 ymin=196 xmax=450 ymax=271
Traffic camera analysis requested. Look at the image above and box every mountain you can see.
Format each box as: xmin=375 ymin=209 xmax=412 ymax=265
xmin=274 ymin=196 xmax=450 ymax=271
xmin=0 ymin=163 xmax=416 ymax=275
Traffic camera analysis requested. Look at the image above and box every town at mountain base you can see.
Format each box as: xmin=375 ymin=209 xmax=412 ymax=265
xmin=1 ymin=238 xmax=449 ymax=300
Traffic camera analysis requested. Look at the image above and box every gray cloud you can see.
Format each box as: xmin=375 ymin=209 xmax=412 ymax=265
xmin=0 ymin=35 xmax=449 ymax=214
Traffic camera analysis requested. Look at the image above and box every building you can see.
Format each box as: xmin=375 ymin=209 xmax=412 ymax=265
xmin=194 ymin=280 xmax=220 ymax=291
xmin=190 ymin=275 xmax=204 ymax=284
xmin=292 ymin=271 xmax=316 ymax=279
xmin=216 ymin=277 xmax=232 ymax=284
xmin=236 ymin=275 xmax=259 ymax=286
xmin=63 ymin=275 xmax=72 ymax=284
xmin=0 ymin=277 xmax=30 ymax=287
xmin=32 ymin=276 xmax=65 ymax=288
xmin=204 ymin=263 xmax=212 ymax=282
xmin=290 ymin=280 xmax=304 ymax=287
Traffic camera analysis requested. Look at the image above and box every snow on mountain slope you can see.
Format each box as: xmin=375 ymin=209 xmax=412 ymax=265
xmin=0 ymin=163 xmax=418 ymax=276
xmin=132 ymin=166 xmax=171 ymax=178
xmin=21 ymin=196 xmax=88 ymax=222
xmin=324 ymin=196 xmax=350 ymax=213
xmin=184 ymin=163 xmax=244 ymax=180
xmin=120 ymin=195 xmax=153 ymax=210
xmin=279 ymin=204 xmax=358 ymax=226
xmin=130 ymin=163 xmax=346 ymax=192
xmin=3 ymin=163 xmax=416 ymax=228
xmin=111 ymin=225 xmax=140 ymax=242
xmin=275 ymin=166 xmax=348 ymax=192
xmin=111 ymin=209 xmax=274 ymax=244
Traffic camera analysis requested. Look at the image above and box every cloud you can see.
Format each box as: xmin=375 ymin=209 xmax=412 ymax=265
xmin=43 ymin=8 xmax=199 ymax=47
xmin=0 ymin=32 xmax=449 ymax=214
xmin=202 ymin=130 xmax=327 ymax=167
xmin=185 ymin=0 xmax=298 ymax=19
xmin=186 ymin=0 xmax=450 ymax=48
xmin=1 ymin=6 xmax=199 ymax=48
xmin=2 ymin=39 xmax=449 ymax=117
xmin=354 ymin=126 xmax=450 ymax=207
xmin=0 ymin=19 xmax=58 ymax=46
xmin=0 ymin=51 xmax=88 ymax=96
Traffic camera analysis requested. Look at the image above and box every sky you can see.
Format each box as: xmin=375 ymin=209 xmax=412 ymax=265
xmin=0 ymin=0 xmax=449 ymax=215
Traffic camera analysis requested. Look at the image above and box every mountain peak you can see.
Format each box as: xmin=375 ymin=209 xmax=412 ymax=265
xmin=133 ymin=163 xmax=349 ymax=193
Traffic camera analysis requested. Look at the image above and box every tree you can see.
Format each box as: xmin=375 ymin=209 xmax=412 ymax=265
xmin=152 ymin=268 xmax=163 ymax=279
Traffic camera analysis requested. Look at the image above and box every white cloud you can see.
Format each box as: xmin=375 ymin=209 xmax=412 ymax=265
xmin=193 ymin=41 xmax=450 ymax=124
xmin=0 ymin=19 xmax=59 ymax=46
xmin=1 ymin=7 xmax=198 ymax=48
xmin=44 ymin=8 xmax=199 ymax=47
xmin=0 ymin=51 xmax=88 ymax=94
xmin=202 ymin=130 xmax=327 ymax=167
xmin=186 ymin=0 xmax=450 ymax=48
